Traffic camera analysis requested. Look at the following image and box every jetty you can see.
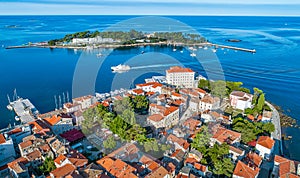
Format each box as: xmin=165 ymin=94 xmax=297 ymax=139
xmin=209 ymin=43 xmax=256 ymax=53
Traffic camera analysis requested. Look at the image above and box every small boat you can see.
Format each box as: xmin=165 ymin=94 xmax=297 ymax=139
xmin=96 ymin=53 xmax=103 ymax=57
xmin=141 ymin=51 xmax=145 ymax=54
xmin=203 ymin=46 xmax=208 ymax=50
xmin=7 ymin=104 xmax=13 ymax=110
xmin=111 ymin=64 xmax=131 ymax=72
xmin=180 ymin=50 xmax=183 ymax=53
xmin=190 ymin=53 xmax=196 ymax=57
xmin=212 ymin=49 xmax=217 ymax=53
xmin=15 ymin=116 xmax=20 ymax=121
xmin=173 ymin=48 xmax=177 ymax=52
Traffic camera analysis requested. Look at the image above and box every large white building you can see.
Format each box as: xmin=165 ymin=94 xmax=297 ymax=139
xmin=166 ymin=66 xmax=195 ymax=88
xmin=229 ymin=91 xmax=253 ymax=110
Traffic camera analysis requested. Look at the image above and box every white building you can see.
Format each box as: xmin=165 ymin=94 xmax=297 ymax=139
xmin=230 ymin=91 xmax=253 ymax=110
xmin=72 ymin=95 xmax=96 ymax=110
xmin=0 ymin=134 xmax=16 ymax=167
xmin=199 ymin=95 xmax=220 ymax=111
xmin=255 ymin=136 xmax=275 ymax=158
xmin=136 ymin=82 xmax=163 ymax=94
xmin=148 ymin=104 xmax=179 ymax=129
xmin=166 ymin=66 xmax=195 ymax=88
xmin=262 ymin=111 xmax=272 ymax=122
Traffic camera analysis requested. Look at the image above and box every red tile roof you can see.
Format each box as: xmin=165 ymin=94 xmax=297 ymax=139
xmin=44 ymin=115 xmax=61 ymax=126
xmin=19 ymin=140 xmax=32 ymax=149
xmin=167 ymin=134 xmax=190 ymax=150
xmin=51 ymin=164 xmax=76 ymax=177
xmin=132 ymin=89 xmax=144 ymax=95
xmin=233 ymin=161 xmax=260 ymax=178
xmin=167 ymin=66 xmax=194 ymax=73
xmin=148 ymin=114 xmax=164 ymax=122
xmin=183 ymin=118 xmax=201 ymax=131
xmin=96 ymin=157 xmax=137 ymax=178
xmin=68 ymin=157 xmax=88 ymax=168
xmin=257 ymin=136 xmax=275 ymax=150
xmin=275 ymin=155 xmax=300 ymax=178
xmin=212 ymin=127 xmax=241 ymax=144
xmin=54 ymin=154 xmax=67 ymax=165
xmin=26 ymin=150 xmax=42 ymax=161
xmin=145 ymin=166 xmax=169 ymax=178
xmin=0 ymin=134 xmax=6 ymax=144
xmin=246 ymin=152 xmax=262 ymax=167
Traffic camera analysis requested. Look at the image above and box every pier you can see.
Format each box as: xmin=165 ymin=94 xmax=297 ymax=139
xmin=209 ymin=43 xmax=256 ymax=53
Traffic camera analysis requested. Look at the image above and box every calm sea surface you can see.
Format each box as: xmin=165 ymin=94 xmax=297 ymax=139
xmin=0 ymin=16 xmax=299 ymax=159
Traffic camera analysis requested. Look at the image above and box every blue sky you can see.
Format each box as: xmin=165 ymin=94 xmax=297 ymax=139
xmin=1 ymin=0 xmax=300 ymax=16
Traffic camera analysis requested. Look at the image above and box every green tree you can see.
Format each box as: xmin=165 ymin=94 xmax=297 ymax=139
xmin=133 ymin=95 xmax=149 ymax=113
xmin=191 ymin=126 xmax=211 ymax=153
xmin=121 ymin=109 xmax=136 ymax=125
xmin=103 ymin=135 xmax=117 ymax=150
xmin=198 ymin=79 xmax=211 ymax=90
xmin=39 ymin=157 xmax=56 ymax=174
xmin=114 ymin=97 xmax=134 ymax=115
xmin=213 ymin=158 xmax=234 ymax=177
xmin=257 ymin=93 xmax=265 ymax=112
xmin=210 ymin=80 xmax=227 ymax=98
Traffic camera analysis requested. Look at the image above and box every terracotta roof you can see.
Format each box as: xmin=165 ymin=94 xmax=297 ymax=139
xmin=132 ymin=89 xmax=144 ymax=95
xmin=44 ymin=115 xmax=61 ymax=126
xmin=212 ymin=127 xmax=241 ymax=144
xmin=73 ymin=95 xmax=93 ymax=102
xmin=167 ymin=134 xmax=190 ymax=150
xmin=136 ymin=82 xmax=162 ymax=88
xmin=7 ymin=157 xmax=29 ymax=174
xmin=231 ymin=91 xmax=250 ymax=97
xmin=148 ymin=114 xmax=164 ymax=122
xmin=7 ymin=127 xmax=22 ymax=135
xmin=69 ymin=157 xmax=88 ymax=167
xmin=275 ymin=155 xmax=300 ymax=178
xmin=96 ymin=157 xmax=137 ymax=178
xmin=247 ymin=114 xmax=255 ymax=121
xmin=145 ymin=166 xmax=169 ymax=178
xmin=0 ymin=134 xmax=6 ymax=144
xmin=172 ymin=92 xmax=182 ymax=98
xmin=195 ymin=88 xmax=206 ymax=94
xmin=257 ymin=136 xmax=275 ymax=150
xmin=200 ymin=95 xmax=219 ymax=104
xmin=26 ymin=150 xmax=42 ymax=161
xmin=54 ymin=154 xmax=67 ymax=165
xmin=229 ymin=145 xmax=244 ymax=155
xmin=233 ymin=161 xmax=260 ymax=178
xmin=19 ymin=140 xmax=33 ymax=149
xmin=51 ymin=164 xmax=76 ymax=177
xmin=39 ymin=144 xmax=51 ymax=153
xmin=246 ymin=152 xmax=262 ymax=167
xmin=167 ymin=66 xmax=194 ymax=73
xmin=183 ymin=118 xmax=201 ymax=131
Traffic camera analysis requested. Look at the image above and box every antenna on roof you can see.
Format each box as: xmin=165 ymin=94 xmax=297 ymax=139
xmin=54 ymin=95 xmax=58 ymax=110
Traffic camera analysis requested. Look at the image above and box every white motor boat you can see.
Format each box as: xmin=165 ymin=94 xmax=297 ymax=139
xmin=190 ymin=53 xmax=196 ymax=57
xmin=111 ymin=64 xmax=131 ymax=72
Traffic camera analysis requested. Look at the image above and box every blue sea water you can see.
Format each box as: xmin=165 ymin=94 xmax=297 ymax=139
xmin=0 ymin=16 xmax=300 ymax=159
